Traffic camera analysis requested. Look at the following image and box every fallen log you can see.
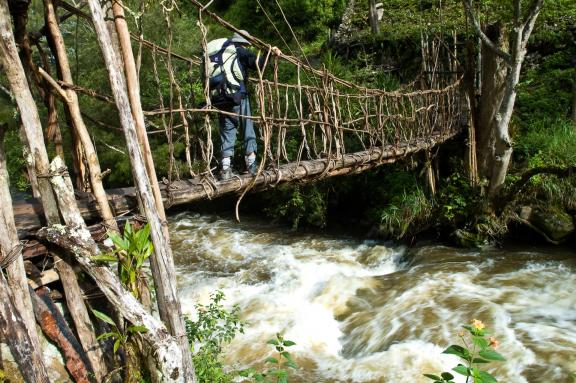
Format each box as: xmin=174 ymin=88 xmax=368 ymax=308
xmin=30 ymin=286 xmax=94 ymax=383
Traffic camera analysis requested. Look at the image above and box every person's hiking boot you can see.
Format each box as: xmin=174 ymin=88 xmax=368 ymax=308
xmin=247 ymin=161 xmax=259 ymax=176
xmin=219 ymin=167 xmax=236 ymax=181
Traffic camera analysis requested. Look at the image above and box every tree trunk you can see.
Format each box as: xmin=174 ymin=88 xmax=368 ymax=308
xmin=368 ymin=0 xmax=380 ymax=35
xmin=85 ymin=2 xmax=196 ymax=380
xmin=43 ymin=0 xmax=118 ymax=231
xmin=31 ymin=286 xmax=94 ymax=383
xmin=489 ymin=57 xmax=522 ymax=194
xmin=0 ymin=0 xmax=59 ymax=225
xmin=0 ymin=272 xmax=50 ymax=383
xmin=111 ymin=0 xmax=167 ymax=229
xmin=54 ymin=254 xmax=108 ymax=381
xmin=0 ymin=124 xmax=49 ymax=382
xmin=476 ymin=22 xmax=507 ymax=178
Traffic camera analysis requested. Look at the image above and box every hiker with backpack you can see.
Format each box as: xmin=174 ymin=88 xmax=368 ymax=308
xmin=204 ymin=30 xmax=281 ymax=180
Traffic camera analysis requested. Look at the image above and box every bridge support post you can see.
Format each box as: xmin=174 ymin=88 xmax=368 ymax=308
xmin=86 ymin=0 xmax=196 ymax=380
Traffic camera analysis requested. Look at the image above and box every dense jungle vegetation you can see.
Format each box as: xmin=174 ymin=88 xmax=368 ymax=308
xmin=1 ymin=0 xmax=575 ymax=246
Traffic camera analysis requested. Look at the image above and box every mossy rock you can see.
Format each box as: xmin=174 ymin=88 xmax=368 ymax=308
xmin=531 ymin=208 xmax=575 ymax=242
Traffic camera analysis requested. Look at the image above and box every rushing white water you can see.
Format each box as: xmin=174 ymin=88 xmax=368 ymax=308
xmin=170 ymin=212 xmax=576 ymax=383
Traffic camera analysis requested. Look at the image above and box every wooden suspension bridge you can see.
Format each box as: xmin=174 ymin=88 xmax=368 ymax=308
xmin=11 ymin=0 xmax=468 ymax=237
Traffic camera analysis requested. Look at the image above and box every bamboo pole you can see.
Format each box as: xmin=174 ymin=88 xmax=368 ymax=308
xmin=86 ymin=1 xmax=196 ymax=380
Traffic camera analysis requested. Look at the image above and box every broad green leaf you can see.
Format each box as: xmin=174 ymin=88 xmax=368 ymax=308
xmin=453 ymin=364 xmax=470 ymax=376
xmin=283 ymin=340 xmax=296 ymax=347
xmin=472 ymin=336 xmax=489 ymax=350
xmin=443 ymin=345 xmax=470 ymax=360
xmin=92 ymin=309 xmax=116 ymax=326
xmin=441 ymin=372 xmax=455 ymax=380
xmin=473 ymin=357 xmax=491 ymax=364
xmin=267 ymin=339 xmax=279 ymax=345
xmin=265 ymin=357 xmax=279 ymax=364
xmin=254 ymin=374 xmax=265 ymax=382
xmin=113 ymin=338 xmax=122 ymax=354
xmin=283 ymin=360 xmax=298 ymax=369
xmin=478 ymin=370 xmax=498 ymax=383
xmin=478 ymin=350 xmax=506 ymax=361
xmin=96 ymin=332 xmax=117 ymax=341
xmin=423 ymin=374 xmax=442 ymax=380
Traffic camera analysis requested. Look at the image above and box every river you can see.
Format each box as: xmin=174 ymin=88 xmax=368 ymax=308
xmin=170 ymin=212 xmax=576 ymax=383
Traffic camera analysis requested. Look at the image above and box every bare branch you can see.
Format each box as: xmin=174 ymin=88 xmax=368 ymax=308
xmin=462 ymin=0 xmax=512 ymax=65
xmin=521 ymin=0 xmax=545 ymax=49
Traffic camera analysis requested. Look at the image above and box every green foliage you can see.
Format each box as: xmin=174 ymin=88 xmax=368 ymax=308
xmin=425 ymin=319 xmax=505 ymax=383
xmin=378 ymin=186 xmax=432 ymax=240
xmin=185 ymin=291 xmax=244 ymax=383
xmin=92 ymin=222 xmax=153 ymax=299
xmin=92 ymin=309 xmax=148 ymax=355
xmin=2 ymin=128 xmax=30 ymax=192
xmin=240 ymin=333 xmax=298 ymax=383
xmin=263 ymin=184 xmax=327 ymax=229
xmin=211 ymin=0 xmax=345 ymax=45
xmin=515 ymin=118 xmax=576 ymax=168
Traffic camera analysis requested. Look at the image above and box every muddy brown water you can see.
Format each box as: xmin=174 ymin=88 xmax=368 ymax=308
xmin=171 ymin=212 xmax=576 ymax=383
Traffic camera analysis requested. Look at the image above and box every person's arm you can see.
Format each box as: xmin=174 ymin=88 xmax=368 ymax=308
xmin=237 ymin=46 xmax=283 ymax=71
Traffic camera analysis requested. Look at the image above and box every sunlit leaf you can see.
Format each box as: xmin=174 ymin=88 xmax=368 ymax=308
xmin=478 ymin=350 xmax=506 ymax=361
xmin=452 ymin=364 xmax=470 ymax=376
xmin=92 ymin=309 xmax=116 ymax=326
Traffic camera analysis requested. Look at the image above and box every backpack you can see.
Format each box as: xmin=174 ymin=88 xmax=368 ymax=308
xmin=203 ymin=38 xmax=245 ymax=107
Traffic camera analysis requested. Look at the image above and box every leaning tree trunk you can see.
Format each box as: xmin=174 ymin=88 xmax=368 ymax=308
xmin=86 ymin=1 xmax=196 ymax=381
xmin=43 ymin=0 xmax=118 ymax=231
xmin=0 ymin=0 xmax=59 ymax=225
xmin=0 ymin=124 xmax=49 ymax=383
xmin=111 ymin=0 xmax=167 ymax=230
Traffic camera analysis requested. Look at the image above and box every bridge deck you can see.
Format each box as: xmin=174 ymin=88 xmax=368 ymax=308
xmin=14 ymin=129 xmax=460 ymax=238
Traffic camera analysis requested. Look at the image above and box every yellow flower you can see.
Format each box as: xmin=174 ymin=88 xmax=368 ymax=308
xmin=471 ymin=319 xmax=485 ymax=330
xmin=489 ymin=336 xmax=499 ymax=349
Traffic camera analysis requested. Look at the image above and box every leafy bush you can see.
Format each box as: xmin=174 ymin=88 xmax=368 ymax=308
xmin=240 ymin=333 xmax=298 ymax=383
xmin=185 ymin=291 xmax=244 ymax=383
xmin=263 ymin=184 xmax=327 ymax=229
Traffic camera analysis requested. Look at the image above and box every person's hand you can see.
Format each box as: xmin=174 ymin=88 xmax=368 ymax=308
xmin=271 ymin=46 xmax=282 ymax=56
